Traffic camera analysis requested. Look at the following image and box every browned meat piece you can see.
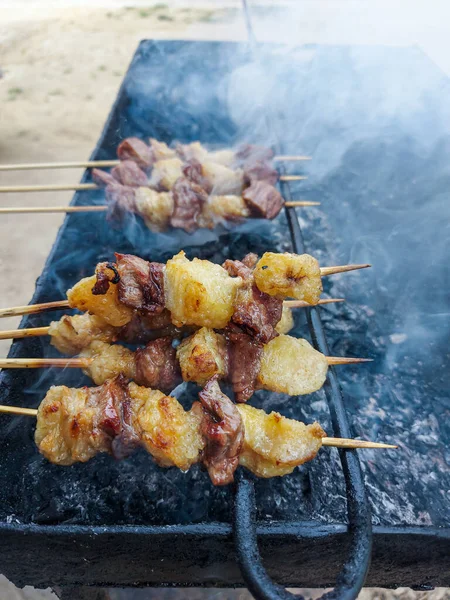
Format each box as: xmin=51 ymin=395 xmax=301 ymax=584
xmin=243 ymin=161 xmax=279 ymax=186
xmin=182 ymin=160 xmax=213 ymax=194
xmin=197 ymin=376 xmax=244 ymax=485
xmin=89 ymin=374 xmax=139 ymax=459
xmin=92 ymin=168 xmax=116 ymax=187
xmin=236 ymin=144 xmax=274 ymax=164
xmin=134 ymin=337 xmax=181 ymax=392
xmin=225 ymin=332 xmax=263 ymax=403
xmin=242 ymin=181 xmax=284 ymax=220
xmin=111 ymin=160 xmax=148 ymax=187
xmin=105 ymin=183 xmax=137 ymax=221
xmin=170 ymin=177 xmax=209 ymax=233
xmin=91 ymin=262 xmax=120 ymax=295
xmin=223 ymin=258 xmax=283 ymax=343
xmin=117 ymin=137 xmax=153 ymax=170
xmin=115 ymin=253 xmax=165 ymax=314
xmin=241 ymin=253 xmax=258 ymax=269
xmin=118 ymin=310 xmax=181 ymax=344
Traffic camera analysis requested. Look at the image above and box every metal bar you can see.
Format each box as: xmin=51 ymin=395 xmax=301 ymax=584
xmin=233 ymin=3 xmax=372 ymax=598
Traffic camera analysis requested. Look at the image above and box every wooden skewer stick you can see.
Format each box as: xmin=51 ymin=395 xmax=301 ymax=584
xmin=0 ymin=356 xmax=368 ymax=368
xmin=0 ymin=404 xmax=397 ymax=449
xmin=0 ymin=201 xmax=318 ymax=215
xmin=0 ymin=298 xmax=345 ymax=340
xmin=0 ymin=358 xmax=92 ymax=369
xmin=0 ymin=156 xmax=311 ymax=172
xmin=0 ymin=300 xmax=70 ymax=318
xmin=0 ymin=297 xmax=344 ymax=321
xmin=327 ymin=357 xmax=373 ymax=365
xmin=0 ymin=175 xmax=306 ymax=193
xmin=322 ymin=438 xmax=397 ymax=449
xmin=320 ymin=264 xmax=371 ymax=276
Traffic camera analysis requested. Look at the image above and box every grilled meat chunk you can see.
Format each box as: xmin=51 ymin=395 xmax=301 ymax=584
xmin=170 ymin=177 xmax=209 ymax=233
xmin=117 ymin=137 xmax=153 ymax=169
xmin=237 ymin=404 xmax=325 ymax=477
xmin=118 ymin=310 xmax=179 ymax=344
xmin=128 ymin=382 xmax=204 ymax=471
xmin=197 ymin=376 xmax=244 ymax=485
xmin=226 ymin=332 xmax=263 ymax=403
xmin=258 ymin=335 xmax=328 ymax=396
xmin=81 ymin=341 xmax=136 ymax=385
xmin=111 ymin=160 xmax=148 ymax=187
xmin=243 ymin=161 xmax=279 ymax=187
xmin=134 ymin=337 xmax=181 ymax=392
xmin=201 ymin=161 xmax=243 ymax=195
xmin=164 ymin=251 xmax=242 ymax=329
xmin=236 ymin=144 xmax=274 ymax=165
xmin=116 ymin=253 xmax=165 ymax=314
xmin=254 ymin=252 xmax=323 ymax=304
xmin=49 ymin=313 xmax=117 ymax=356
xmin=177 ymin=328 xmax=228 ymax=385
xmin=182 ymin=159 xmax=213 ymax=194
xmin=134 ymin=187 xmax=173 ymax=232
xmin=105 ymin=183 xmax=137 ymax=221
xmin=243 ymin=181 xmax=284 ymax=220
xmin=149 ymin=138 xmax=176 ymax=161
xmin=223 ymin=257 xmax=283 ymax=343
xmin=92 ymin=168 xmax=116 ymax=187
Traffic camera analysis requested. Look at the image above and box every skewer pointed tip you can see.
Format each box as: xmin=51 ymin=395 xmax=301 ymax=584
xmin=321 ymin=264 xmax=371 ymax=276
xmin=327 ymin=357 xmax=373 ymax=365
xmin=322 ymin=437 xmax=398 ymax=450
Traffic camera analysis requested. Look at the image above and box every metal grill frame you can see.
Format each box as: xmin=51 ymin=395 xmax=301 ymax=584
xmin=0 ymin=38 xmax=448 ymax=596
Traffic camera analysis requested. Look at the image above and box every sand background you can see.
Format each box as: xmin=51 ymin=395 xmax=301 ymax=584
xmin=0 ymin=1 xmax=449 ymax=597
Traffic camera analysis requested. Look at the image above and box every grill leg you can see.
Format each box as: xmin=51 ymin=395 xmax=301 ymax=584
xmin=52 ymin=586 xmax=111 ymax=600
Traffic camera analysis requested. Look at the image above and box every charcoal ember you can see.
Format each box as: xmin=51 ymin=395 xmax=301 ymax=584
xmin=170 ymin=177 xmax=209 ymax=233
xmin=225 ymin=332 xmax=263 ymax=403
xmin=134 ymin=337 xmax=182 ymax=392
xmin=117 ymin=137 xmax=153 ymax=169
xmin=111 ymin=160 xmax=148 ymax=187
xmin=115 ymin=253 xmax=165 ymax=314
xmin=242 ymin=180 xmax=284 ymax=220
xmin=197 ymin=376 xmax=244 ymax=485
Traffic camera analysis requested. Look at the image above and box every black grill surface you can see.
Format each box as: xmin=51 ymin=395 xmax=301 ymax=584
xmin=0 ymin=41 xmax=448 ymax=589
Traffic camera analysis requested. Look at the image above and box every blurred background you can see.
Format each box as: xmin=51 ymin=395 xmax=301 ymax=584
xmin=0 ymin=1 xmax=449 ymax=598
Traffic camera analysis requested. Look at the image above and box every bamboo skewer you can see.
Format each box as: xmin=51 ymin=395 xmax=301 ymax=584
xmin=0 ymin=200 xmax=319 ymax=215
xmin=0 ymin=404 xmax=397 ymax=449
xmin=0 ymin=175 xmax=306 ymax=194
xmin=0 ymin=356 xmax=368 ymax=369
xmin=0 ymin=298 xmax=345 ymax=340
xmin=0 ymin=156 xmax=311 ymax=172
xmin=320 ymin=264 xmax=371 ymax=276
xmin=0 ymin=297 xmax=345 ymax=320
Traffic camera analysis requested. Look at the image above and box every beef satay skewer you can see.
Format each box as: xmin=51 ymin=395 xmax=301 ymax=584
xmin=0 ymin=155 xmax=311 ymax=172
xmin=0 ymin=402 xmax=397 ymax=451
xmin=0 ymin=298 xmax=345 ymax=340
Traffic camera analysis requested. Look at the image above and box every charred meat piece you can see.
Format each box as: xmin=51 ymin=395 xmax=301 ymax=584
xmin=198 ymin=376 xmax=244 ymax=485
xmin=236 ymin=143 xmax=274 ymax=164
xmin=170 ymin=177 xmax=209 ymax=233
xmin=105 ymin=183 xmax=137 ymax=221
xmin=118 ymin=310 xmax=179 ymax=344
xmin=242 ymin=181 xmax=284 ymax=220
xmin=117 ymin=137 xmax=153 ymax=170
xmin=223 ymin=258 xmax=283 ymax=343
xmin=115 ymin=253 xmax=165 ymax=314
xmin=111 ymin=160 xmax=148 ymax=187
xmin=134 ymin=337 xmax=181 ymax=392
xmin=243 ymin=161 xmax=279 ymax=187
xmin=90 ymin=374 xmax=139 ymax=459
xmin=225 ymin=332 xmax=263 ymax=403
xmin=92 ymin=168 xmax=116 ymax=187
xmin=241 ymin=253 xmax=258 ymax=269
xmin=182 ymin=159 xmax=213 ymax=194
xmin=91 ymin=262 xmax=120 ymax=296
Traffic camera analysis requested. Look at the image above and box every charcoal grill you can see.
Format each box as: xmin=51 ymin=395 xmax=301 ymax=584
xmin=0 ymin=38 xmax=448 ymax=600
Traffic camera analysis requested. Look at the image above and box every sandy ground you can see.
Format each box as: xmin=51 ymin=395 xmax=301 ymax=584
xmin=0 ymin=1 xmax=449 ymax=598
